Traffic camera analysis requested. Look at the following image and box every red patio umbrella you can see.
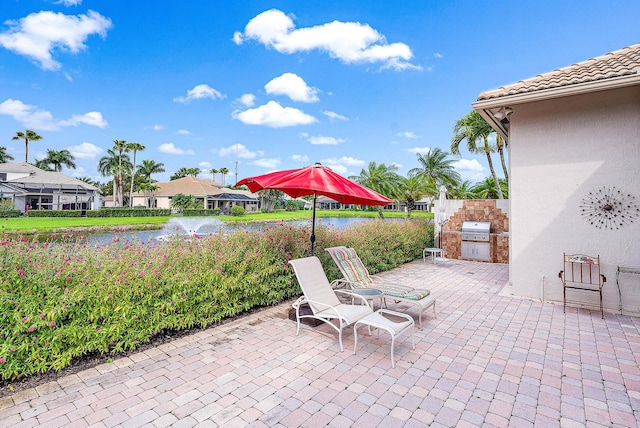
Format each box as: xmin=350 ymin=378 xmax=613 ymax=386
xmin=236 ymin=163 xmax=392 ymax=255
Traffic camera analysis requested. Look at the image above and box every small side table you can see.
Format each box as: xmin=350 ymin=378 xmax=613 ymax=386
xmin=423 ymin=247 xmax=443 ymax=264
xmin=351 ymin=288 xmax=384 ymax=310
xmin=617 ymin=266 xmax=640 ymax=313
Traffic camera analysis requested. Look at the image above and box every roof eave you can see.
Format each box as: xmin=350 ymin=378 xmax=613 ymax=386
xmin=472 ymin=74 xmax=640 ymax=140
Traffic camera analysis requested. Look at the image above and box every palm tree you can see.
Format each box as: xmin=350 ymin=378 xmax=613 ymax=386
xmin=42 ymin=149 xmax=76 ymax=172
xmin=138 ymin=159 xmax=165 ymax=184
xmin=138 ymin=182 xmax=159 ymax=208
xmin=397 ymin=176 xmax=435 ymax=219
xmin=350 ymin=161 xmax=401 ymax=218
xmin=98 ymin=149 xmax=131 ymax=205
xmin=448 ymin=180 xmax=476 ymax=199
xmin=408 ymin=148 xmax=461 ymax=189
xmin=127 ymin=142 xmax=145 ymax=207
xmin=33 ymin=158 xmax=54 ymax=171
xmin=496 ymin=135 xmax=508 ymax=184
xmin=210 ymin=167 xmax=219 ymax=182
xmin=78 ymin=177 xmax=99 ymax=187
xmin=0 ymin=146 xmax=14 ymax=163
xmin=219 ymin=167 xmax=229 ymax=185
xmin=170 ymin=167 xmax=200 ymax=180
xmin=451 ymin=110 xmax=504 ymax=199
xmin=111 ymin=140 xmax=130 ymax=207
xmin=471 ymin=177 xmax=509 ymax=199
xmin=11 ymin=129 xmax=42 ymax=163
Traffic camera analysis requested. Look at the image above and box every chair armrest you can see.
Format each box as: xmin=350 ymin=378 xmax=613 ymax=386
xmin=334 ymin=289 xmax=371 ymax=307
xmin=558 ymin=270 xmax=564 ymax=280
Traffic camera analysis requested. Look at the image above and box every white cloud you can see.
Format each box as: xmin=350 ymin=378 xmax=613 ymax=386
xmin=199 ymin=161 xmax=211 ymax=168
xmin=217 ymin=143 xmax=262 ymax=159
xmin=308 ymin=135 xmax=345 ymax=145
xmin=233 ymin=101 xmax=317 ymax=127
xmin=0 ymin=98 xmax=107 ymax=130
xmin=397 ymin=131 xmax=418 ymax=139
xmin=234 ymin=9 xmax=420 ymax=71
xmin=157 ymin=142 xmax=194 ymax=155
xmin=67 ymin=142 xmax=102 ymax=159
xmin=322 ymin=110 xmax=348 ymax=121
xmin=60 ymin=111 xmax=107 ymax=128
xmin=0 ymin=10 xmax=111 ymax=70
xmin=152 ymin=124 xmax=165 ymax=131
xmin=453 ymin=159 xmax=485 ymax=182
xmin=434 ymin=52 xmax=443 ymax=59
xmin=251 ymin=158 xmax=281 ymax=168
xmin=322 ymin=156 xmax=364 ymax=167
xmin=265 ymin=72 xmax=319 ymax=103
xmin=291 ymin=154 xmax=309 ymax=162
xmin=406 ymin=146 xmax=431 ymax=154
xmin=56 ymin=0 xmax=82 ymax=5
xmin=236 ymin=93 xmax=256 ymax=107
xmin=173 ymin=84 xmax=225 ymax=103
xmin=177 ymin=129 xmax=191 ymax=135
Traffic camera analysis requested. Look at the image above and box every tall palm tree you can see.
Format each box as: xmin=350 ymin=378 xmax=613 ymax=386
xmin=397 ymin=176 xmax=435 ymax=219
xmin=42 ymin=149 xmax=76 ymax=172
xmin=451 ymin=110 xmax=504 ymax=199
xmin=127 ymin=142 xmax=145 ymax=207
xmin=0 ymin=146 xmax=14 ymax=163
xmin=98 ymin=149 xmax=131 ymax=205
xmin=496 ymin=135 xmax=508 ymax=184
xmin=407 ymin=148 xmax=461 ymax=189
xmin=12 ymin=129 xmax=42 ymax=163
xmin=350 ymin=161 xmax=401 ymax=218
xmin=137 ymin=159 xmax=165 ymax=184
xmin=111 ymin=140 xmax=130 ymax=207
xmin=210 ymin=167 xmax=219 ymax=182
xmin=138 ymin=182 xmax=159 ymax=208
xmin=219 ymin=167 xmax=229 ymax=185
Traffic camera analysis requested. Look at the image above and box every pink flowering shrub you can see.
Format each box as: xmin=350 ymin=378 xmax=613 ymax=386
xmin=0 ymin=219 xmax=432 ymax=380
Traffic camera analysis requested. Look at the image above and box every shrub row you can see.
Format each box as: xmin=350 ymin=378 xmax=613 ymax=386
xmin=87 ymin=208 xmax=172 ymax=217
xmin=27 ymin=210 xmax=82 ymax=218
xmin=181 ymin=209 xmax=220 ymax=216
xmin=0 ymin=210 xmax=21 ymax=218
xmin=0 ymin=218 xmax=432 ymax=380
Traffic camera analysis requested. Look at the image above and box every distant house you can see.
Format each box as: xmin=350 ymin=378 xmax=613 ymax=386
xmin=473 ymin=43 xmax=640 ymax=314
xmin=131 ymin=176 xmax=258 ymax=212
xmin=0 ymin=162 xmax=100 ymax=213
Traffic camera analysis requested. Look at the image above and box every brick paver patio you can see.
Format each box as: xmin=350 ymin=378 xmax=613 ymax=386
xmin=1 ymin=258 xmax=640 ymax=427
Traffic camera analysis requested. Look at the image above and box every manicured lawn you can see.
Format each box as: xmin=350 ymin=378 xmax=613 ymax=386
xmin=0 ymin=210 xmax=433 ymax=233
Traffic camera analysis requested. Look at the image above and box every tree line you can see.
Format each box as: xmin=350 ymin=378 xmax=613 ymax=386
xmin=2 ymin=109 xmax=508 ymax=211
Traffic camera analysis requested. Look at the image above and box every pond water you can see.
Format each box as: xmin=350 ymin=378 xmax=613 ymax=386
xmin=84 ymin=216 xmax=384 ymax=246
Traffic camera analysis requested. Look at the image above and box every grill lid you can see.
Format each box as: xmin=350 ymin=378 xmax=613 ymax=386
xmin=461 ymin=221 xmax=491 ymax=233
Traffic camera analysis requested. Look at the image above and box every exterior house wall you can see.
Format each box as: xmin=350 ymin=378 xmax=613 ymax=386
xmin=509 ymin=86 xmax=640 ymax=314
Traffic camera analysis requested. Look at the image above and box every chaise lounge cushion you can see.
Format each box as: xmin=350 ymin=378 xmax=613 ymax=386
xmin=332 ymin=247 xmax=431 ymax=300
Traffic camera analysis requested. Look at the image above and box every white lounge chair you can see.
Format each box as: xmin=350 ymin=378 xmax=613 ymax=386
xmin=289 ymin=256 xmax=373 ymax=351
xmin=326 ymin=246 xmax=436 ymax=327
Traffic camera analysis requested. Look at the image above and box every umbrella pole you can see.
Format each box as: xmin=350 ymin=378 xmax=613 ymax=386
xmin=310 ymin=192 xmax=317 ymax=256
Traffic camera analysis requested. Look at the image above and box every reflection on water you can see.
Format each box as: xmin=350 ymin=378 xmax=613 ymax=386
xmin=84 ymin=217 xmax=384 ymax=246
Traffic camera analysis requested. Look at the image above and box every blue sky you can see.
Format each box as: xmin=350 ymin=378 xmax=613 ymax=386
xmin=1 ymin=1 xmax=639 ymax=186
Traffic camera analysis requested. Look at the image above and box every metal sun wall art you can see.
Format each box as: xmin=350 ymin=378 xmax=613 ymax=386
xmin=580 ymin=186 xmax=640 ymax=230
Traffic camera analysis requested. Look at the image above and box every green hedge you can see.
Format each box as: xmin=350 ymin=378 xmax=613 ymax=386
xmin=182 ymin=209 xmax=220 ymax=216
xmin=26 ymin=210 xmax=82 ymax=218
xmin=87 ymin=208 xmax=171 ymax=217
xmin=0 ymin=210 xmax=21 ymax=218
xmin=0 ymin=218 xmax=432 ymax=381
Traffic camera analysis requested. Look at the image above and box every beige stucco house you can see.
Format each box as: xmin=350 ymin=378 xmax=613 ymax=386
xmin=0 ymin=162 xmax=100 ymax=213
xmin=131 ymin=176 xmax=258 ymax=212
xmin=473 ymin=43 xmax=640 ymax=315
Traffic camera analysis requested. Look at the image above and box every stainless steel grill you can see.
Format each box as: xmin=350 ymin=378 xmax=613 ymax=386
xmin=461 ymin=221 xmax=491 ymax=261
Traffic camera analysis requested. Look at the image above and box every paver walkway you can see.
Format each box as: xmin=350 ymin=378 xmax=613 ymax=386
xmin=1 ymin=258 xmax=640 ymax=427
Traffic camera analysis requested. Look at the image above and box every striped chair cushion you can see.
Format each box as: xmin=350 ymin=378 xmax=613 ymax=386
xmin=333 ymin=248 xmax=430 ymax=300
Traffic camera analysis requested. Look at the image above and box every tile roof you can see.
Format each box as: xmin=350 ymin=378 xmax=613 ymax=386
xmin=477 ymin=42 xmax=640 ymax=101
xmin=0 ymin=162 xmax=99 ymax=190
xmin=137 ymin=176 xmax=257 ymax=199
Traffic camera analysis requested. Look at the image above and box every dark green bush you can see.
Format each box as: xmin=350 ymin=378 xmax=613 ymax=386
xmin=0 ymin=210 xmax=21 ymax=218
xmin=230 ymin=206 xmax=245 ymax=216
xmin=182 ymin=209 xmax=220 ymax=216
xmin=87 ymin=208 xmax=171 ymax=217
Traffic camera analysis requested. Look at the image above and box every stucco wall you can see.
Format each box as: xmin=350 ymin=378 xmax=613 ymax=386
xmin=509 ymin=85 xmax=640 ymax=314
